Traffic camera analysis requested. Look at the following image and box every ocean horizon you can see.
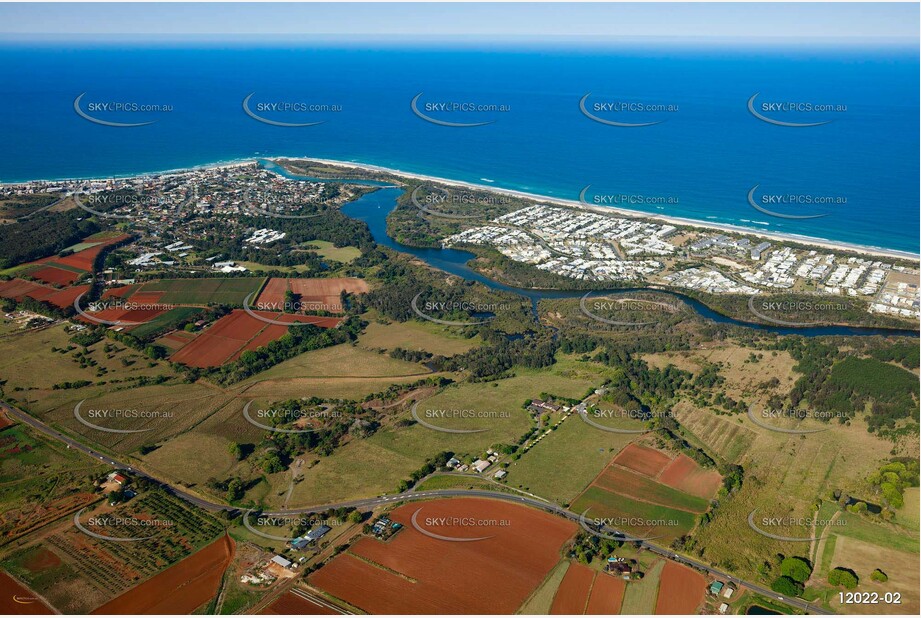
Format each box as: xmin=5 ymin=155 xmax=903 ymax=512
xmin=0 ymin=40 xmax=917 ymax=253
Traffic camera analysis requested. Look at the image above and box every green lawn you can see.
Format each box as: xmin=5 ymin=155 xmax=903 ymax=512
xmin=302 ymin=240 xmax=361 ymax=263
xmin=619 ymin=559 xmax=664 ymax=614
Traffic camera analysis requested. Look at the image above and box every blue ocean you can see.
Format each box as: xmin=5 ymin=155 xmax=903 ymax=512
xmin=0 ymin=40 xmax=917 ymax=253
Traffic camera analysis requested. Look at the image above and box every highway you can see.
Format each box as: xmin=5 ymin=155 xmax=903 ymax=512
xmin=2 ymin=399 xmax=832 ymax=615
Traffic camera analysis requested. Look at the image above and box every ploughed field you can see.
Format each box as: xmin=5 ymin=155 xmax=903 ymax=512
xmin=571 ymin=443 xmax=722 ymax=541
xmin=256 ymin=276 xmax=369 ymax=313
xmin=309 ymin=497 xmax=577 ymax=613
xmin=91 ymin=535 xmax=234 ymax=614
xmin=549 ymin=562 xmax=627 ymax=615
xmin=168 ymin=309 xmax=342 ymax=368
xmin=0 ymin=232 xmax=129 ymax=307
xmin=653 ymin=561 xmax=707 ymax=614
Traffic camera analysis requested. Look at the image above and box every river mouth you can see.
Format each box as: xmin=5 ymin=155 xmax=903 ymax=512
xmin=266 ymin=160 xmax=918 ymax=339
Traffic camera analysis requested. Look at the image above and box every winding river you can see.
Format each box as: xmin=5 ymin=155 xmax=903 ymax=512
xmin=265 ymin=160 xmax=918 ymax=339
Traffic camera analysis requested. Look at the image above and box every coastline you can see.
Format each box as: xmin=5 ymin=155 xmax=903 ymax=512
xmin=299 ymin=157 xmax=920 ymax=262
xmin=4 ymin=154 xmax=918 ymax=262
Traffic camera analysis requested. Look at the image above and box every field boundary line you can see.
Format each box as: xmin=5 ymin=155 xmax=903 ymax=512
xmin=515 ymin=559 xmax=569 ymax=615
xmin=583 ymin=571 xmax=597 ymax=614
xmin=345 ymin=550 xmax=418 ymax=583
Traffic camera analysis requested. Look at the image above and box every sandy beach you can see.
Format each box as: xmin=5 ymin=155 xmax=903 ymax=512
xmin=5 ymin=154 xmax=917 ymax=263
xmin=296 ymin=157 xmax=919 ymax=262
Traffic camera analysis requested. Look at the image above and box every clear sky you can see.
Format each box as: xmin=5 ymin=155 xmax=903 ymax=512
xmin=0 ymin=2 xmax=916 ymax=41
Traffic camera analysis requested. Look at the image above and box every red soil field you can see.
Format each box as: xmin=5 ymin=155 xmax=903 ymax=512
xmin=171 ymin=334 xmax=244 ymax=368
xmin=0 ymin=571 xmax=54 ymax=614
xmin=203 ymin=310 xmax=267 ymax=341
xmin=612 ymin=443 xmax=673 ymax=478
xmin=235 ymin=323 xmax=290 ymax=356
xmin=260 ymin=591 xmax=339 ymax=615
xmin=550 ymin=562 xmax=594 ymax=614
xmin=257 ymin=277 xmax=369 ymax=313
xmin=659 ymin=454 xmax=723 ymax=499
xmin=92 ymin=534 xmax=234 ymax=615
xmin=256 ymin=277 xmax=288 ymax=309
xmin=44 ymin=285 xmax=91 ymax=310
xmin=28 ymin=266 xmax=80 ymax=286
xmin=654 ymin=561 xmax=706 ymax=615
xmin=102 ymin=284 xmax=140 ymax=299
xmin=55 ymin=234 xmax=130 ymax=272
xmin=585 ymin=572 xmax=626 ymax=614
xmin=0 ymin=411 xmax=13 ymax=429
xmin=171 ymin=310 xmax=341 ymax=368
xmin=310 ymin=497 xmax=577 ymax=614
xmin=0 ymin=279 xmax=56 ymax=302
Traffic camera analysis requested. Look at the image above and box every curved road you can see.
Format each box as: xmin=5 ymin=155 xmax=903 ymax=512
xmin=2 ymin=399 xmax=832 ymax=615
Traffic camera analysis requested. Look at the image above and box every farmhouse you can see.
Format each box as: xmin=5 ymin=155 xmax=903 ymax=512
xmin=722 ymin=584 xmax=736 ymax=599
xmin=493 ymin=469 xmax=507 ymax=480
xmin=306 ymin=525 xmax=331 ymax=541
xmin=528 ymin=399 xmax=562 ymax=414
xmin=709 ymin=581 xmax=724 ymax=595
xmin=472 ymin=459 xmax=491 ymax=473
xmin=606 ymin=557 xmax=634 ymax=580
xmin=718 ymin=603 xmax=729 ymax=614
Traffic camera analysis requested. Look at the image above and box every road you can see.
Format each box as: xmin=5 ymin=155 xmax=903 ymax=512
xmin=2 ymin=399 xmax=832 ymax=615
